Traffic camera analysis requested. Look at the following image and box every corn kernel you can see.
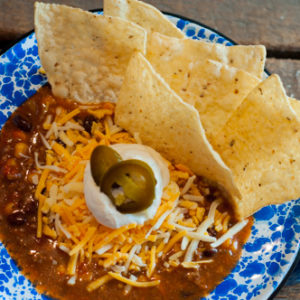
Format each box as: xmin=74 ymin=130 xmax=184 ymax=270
xmin=14 ymin=142 xmax=28 ymax=158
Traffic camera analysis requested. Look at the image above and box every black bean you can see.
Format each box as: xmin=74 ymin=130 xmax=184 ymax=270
xmin=180 ymin=290 xmax=194 ymax=298
xmin=12 ymin=115 xmax=32 ymax=132
xmin=7 ymin=210 xmax=26 ymax=226
xmin=207 ymin=227 xmax=217 ymax=237
xmin=22 ymin=195 xmax=38 ymax=214
xmin=83 ymin=115 xmax=97 ymax=134
xmin=56 ymin=138 xmax=66 ymax=148
xmin=205 ymin=193 xmax=216 ymax=202
xmin=112 ymin=182 xmax=120 ymax=188
xmin=203 ymin=248 xmax=218 ymax=258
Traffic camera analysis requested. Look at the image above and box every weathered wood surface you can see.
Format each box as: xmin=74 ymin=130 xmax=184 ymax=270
xmin=0 ymin=0 xmax=300 ymax=52
xmin=0 ymin=0 xmax=299 ymax=299
xmin=273 ymin=283 xmax=300 ymax=300
xmin=266 ymin=59 xmax=300 ymax=98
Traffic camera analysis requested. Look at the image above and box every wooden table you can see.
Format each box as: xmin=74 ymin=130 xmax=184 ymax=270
xmin=0 ymin=0 xmax=299 ymax=299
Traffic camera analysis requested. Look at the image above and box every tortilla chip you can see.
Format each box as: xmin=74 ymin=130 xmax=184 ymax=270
xmin=212 ymin=74 xmax=300 ymax=219
xmin=146 ymin=32 xmax=266 ymax=80
xmin=289 ymin=97 xmax=300 ymax=117
xmin=104 ymin=0 xmax=184 ymax=38
xmin=149 ymin=58 xmax=260 ymax=141
xmin=115 ymin=52 xmax=241 ymax=200
xmin=34 ymin=2 xmax=146 ymax=103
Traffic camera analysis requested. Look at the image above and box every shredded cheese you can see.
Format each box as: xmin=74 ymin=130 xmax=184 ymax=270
xmin=180 ymin=175 xmax=196 ymax=195
xmin=211 ymin=219 xmax=249 ymax=248
xmin=184 ymin=199 xmax=221 ymax=262
xmin=147 ymin=245 xmax=156 ymax=277
xmin=124 ymin=244 xmax=141 ymax=274
xmin=163 ymin=230 xmax=187 ymax=254
xmin=87 ymin=274 xmax=112 ymax=292
xmin=181 ymin=260 xmax=213 ymax=269
xmin=108 ymin=272 xmax=160 ymax=287
xmin=67 ymin=252 xmax=79 ymax=275
xmin=57 ymin=108 xmax=81 ymax=126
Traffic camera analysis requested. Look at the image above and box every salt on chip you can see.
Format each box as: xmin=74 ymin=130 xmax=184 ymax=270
xmin=212 ymin=74 xmax=300 ymax=219
xmin=34 ymin=2 xmax=146 ymax=103
xmin=115 ymin=52 xmax=241 ymax=200
xmin=147 ymin=32 xmax=266 ymax=80
xmin=104 ymin=0 xmax=184 ymax=38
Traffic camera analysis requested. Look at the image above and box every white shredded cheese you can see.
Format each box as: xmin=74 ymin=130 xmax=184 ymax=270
xmin=39 ymin=132 xmax=52 ymax=149
xmin=55 ymin=214 xmax=72 ymax=239
xmin=146 ymin=209 xmax=172 ymax=238
xmin=63 ymin=182 xmax=84 ymax=194
xmin=124 ymin=245 xmax=141 ymax=274
xmin=58 ymin=131 xmax=74 ymax=147
xmin=31 ymin=174 xmax=39 ymax=185
xmin=211 ymin=219 xmax=249 ymax=248
xmin=181 ymin=175 xmax=196 ymax=195
xmin=182 ymin=194 xmax=204 ymax=203
xmin=185 ymin=232 xmax=216 ymax=242
xmin=132 ymin=254 xmax=146 ymax=267
xmin=173 ymin=223 xmax=195 ymax=232
xmin=111 ymin=265 xmax=126 ymax=273
xmin=58 ymin=121 xmax=85 ymax=131
xmin=34 ymin=152 xmax=67 ymax=173
xmin=169 ymin=251 xmax=184 ymax=261
xmin=67 ymin=275 xmax=77 ymax=285
xmin=110 ymin=125 xmax=123 ymax=135
xmin=181 ymin=236 xmax=190 ymax=251
xmin=129 ymin=274 xmax=137 ymax=281
xmin=184 ymin=199 xmax=221 ymax=262
xmin=59 ymin=244 xmax=70 ymax=254
xmin=181 ymin=260 xmax=213 ymax=269
xmin=46 ymin=122 xmax=58 ymax=139
xmin=95 ymin=244 xmax=113 ymax=256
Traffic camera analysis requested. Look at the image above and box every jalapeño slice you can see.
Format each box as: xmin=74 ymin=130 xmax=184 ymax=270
xmin=90 ymin=146 xmax=122 ymax=186
xmin=101 ymin=159 xmax=156 ymax=213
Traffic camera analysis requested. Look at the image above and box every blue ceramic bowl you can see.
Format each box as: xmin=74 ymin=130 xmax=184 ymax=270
xmin=0 ymin=11 xmax=299 ymax=300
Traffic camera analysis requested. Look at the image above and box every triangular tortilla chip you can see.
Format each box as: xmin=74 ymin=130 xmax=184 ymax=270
xmin=212 ymin=75 xmax=300 ymax=219
xmin=115 ymin=52 xmax=241 ymax=200
xmin=34 ymin=2 xmax=146 ymax=103
xmin=146 ymin=32 xmax=266 ymax=80
xmin=104 ymin=0 xmax=184 ymax=38
xmin=146 ymin=58 xmax=260 ymax=141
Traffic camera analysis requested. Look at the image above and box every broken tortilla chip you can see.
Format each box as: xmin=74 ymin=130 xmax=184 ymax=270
xmin=212 ymin=74 xmax=300 ymax=219
xmin=34 ymin=2 xmax=146 ymax=103
xmin=104 ymin=0 xmax=184 ymax=38
xmin=146 ymin=32 xmax=266 ymax=80
xmin=115 ymin=52 xmax=241 ymax=200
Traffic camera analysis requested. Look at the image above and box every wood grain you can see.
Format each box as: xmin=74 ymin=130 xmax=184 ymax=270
xmin=0 ymin=0 xmax=299 ymax=52
xmin=274 ymin=283 xmax=300 ymax=299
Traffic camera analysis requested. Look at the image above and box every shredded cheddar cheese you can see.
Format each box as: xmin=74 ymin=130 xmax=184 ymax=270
xmin=32 ymin=102 xmax=246 ymax=293
xmin=108 ymin=272 xmax=160 ymax=287
xmin=87 ymin=274 xmax=113 ymax=292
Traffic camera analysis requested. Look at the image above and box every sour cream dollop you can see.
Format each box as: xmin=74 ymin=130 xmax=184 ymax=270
xmin=84 ymin=144 xmax=170 ymax=228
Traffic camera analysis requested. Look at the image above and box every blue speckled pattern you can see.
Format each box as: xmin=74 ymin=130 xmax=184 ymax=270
xmin=0 ymin=12 xmax=299 ymax=300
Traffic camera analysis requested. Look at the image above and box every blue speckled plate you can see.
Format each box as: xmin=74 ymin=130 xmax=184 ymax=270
xmin=0 ymin=10 xmax=299 ymax=300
